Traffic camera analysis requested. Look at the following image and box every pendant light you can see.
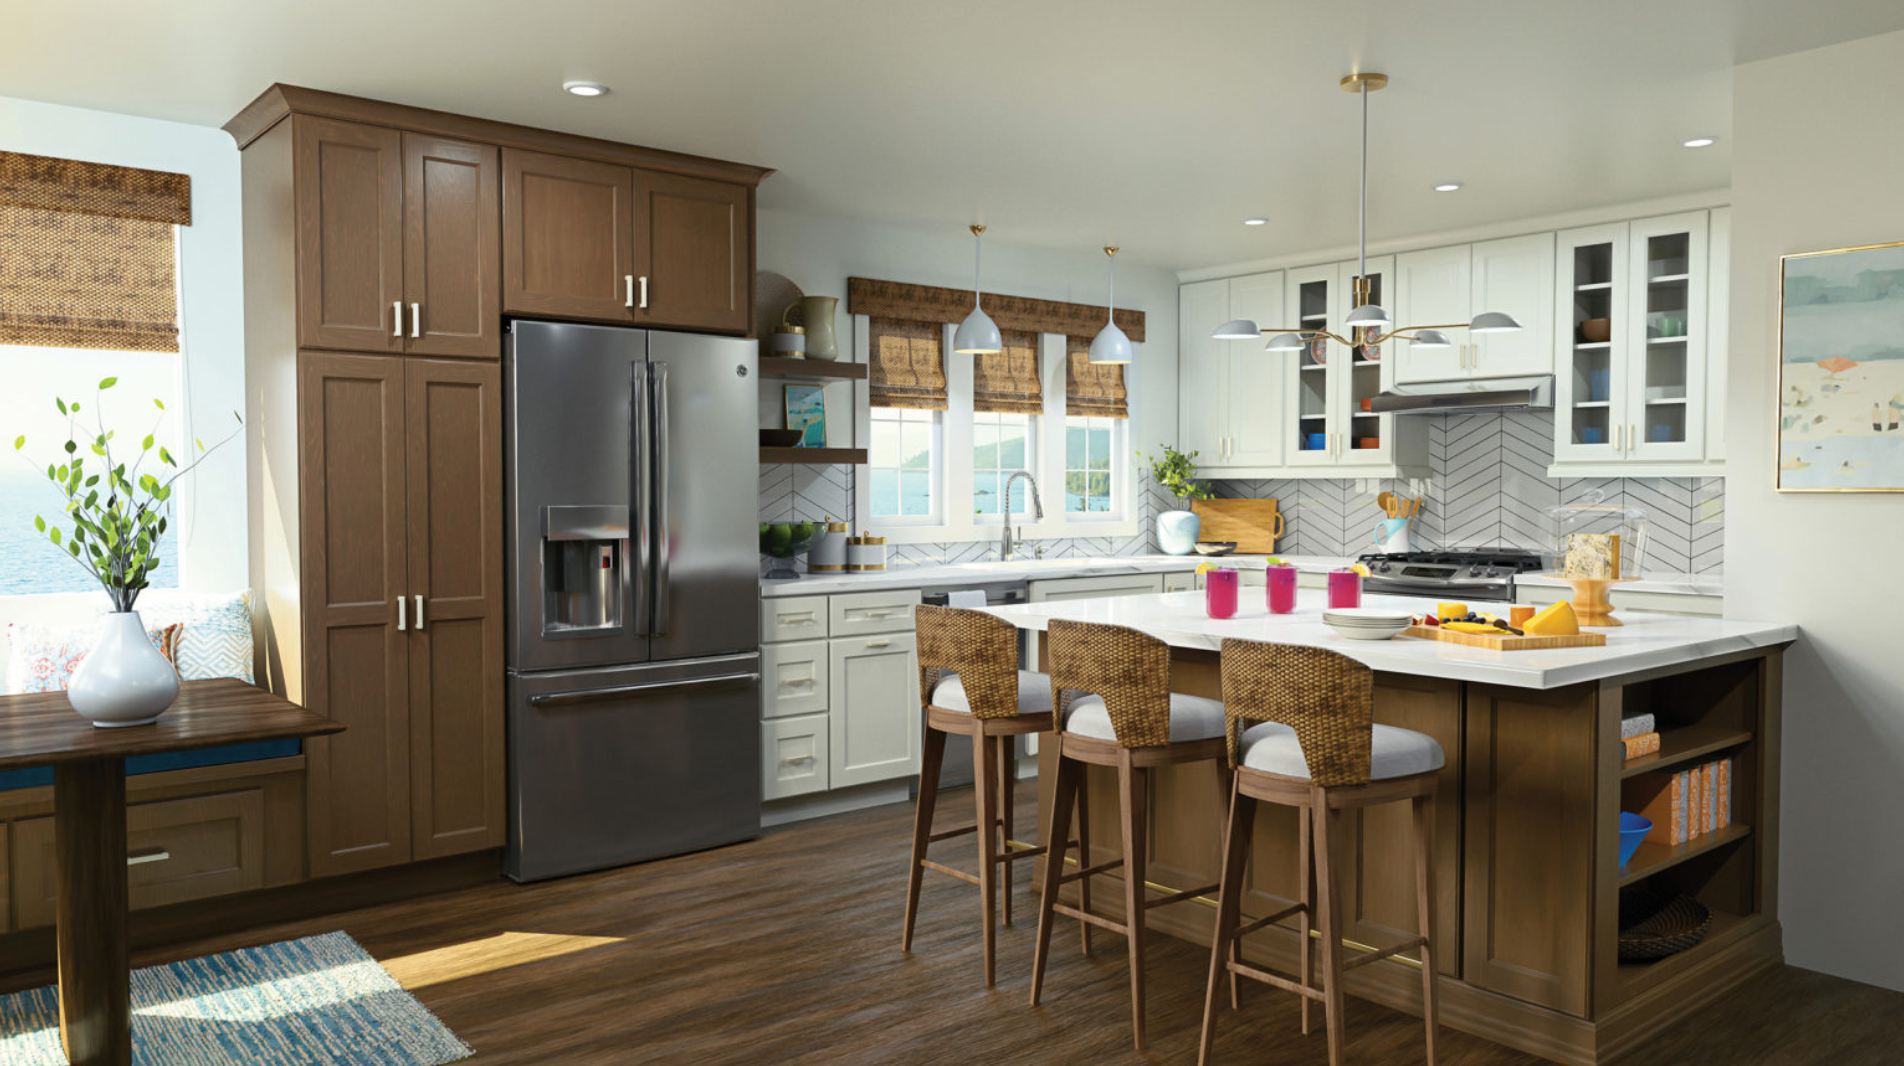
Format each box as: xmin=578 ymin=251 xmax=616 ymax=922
xmin=1210 ymin=73 xmax=1522 ymax=350
xmin=953 ymin=223 xmax=1003 ymax=355
xmin=1088 ymin=245 xmax=1133 ymax=365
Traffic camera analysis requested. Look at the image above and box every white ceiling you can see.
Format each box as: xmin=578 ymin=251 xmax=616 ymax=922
xmin=8 ymin=0 xmax=1904 ymax=270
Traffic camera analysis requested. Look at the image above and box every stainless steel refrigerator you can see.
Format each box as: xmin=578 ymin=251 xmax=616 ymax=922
xmin=504 ymin=319 xmax=760 ymax=883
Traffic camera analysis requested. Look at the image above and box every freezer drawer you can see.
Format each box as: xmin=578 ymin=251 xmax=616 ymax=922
xmin=505 ymin=654 xmax=760 ymax=882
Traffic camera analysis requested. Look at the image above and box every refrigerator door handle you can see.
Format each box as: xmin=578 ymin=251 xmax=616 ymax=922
xmin=526 ymin=670 xmax=759 ymax=707
xmin=631 ymin=361 xmax=652 ymax=637
xmin=651 ymin=361 xmax=672 ymax=635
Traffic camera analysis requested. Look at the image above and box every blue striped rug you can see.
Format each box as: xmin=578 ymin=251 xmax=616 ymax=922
xmin=0 ymin=931 xmax=472 ymax=1065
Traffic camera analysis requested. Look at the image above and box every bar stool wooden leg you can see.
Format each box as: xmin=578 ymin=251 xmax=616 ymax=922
xmin=972 ymin=728 xmax=999 ymax=987
xmin=1299 ymin=800 xmax=1314 ymax=1036
xmin=1118 ymin=750 xmax=1150 ymax=1051
xmin=902 ymin=726 xmax=948 ymax=952
xmin=1414 ymin=791 xmax=1439 ymax=1066
xmin=1000 ymin=735 xmax=1016 ymax=926
xmin=1198 ymin=778 xmax=1255 ymax=1066
xmin=1030 ymin=740 xmax=1078 ymax=1006
xmin=1075 ymin=768 xmax=1092 ymax=956
xmin=1313 ymin=797 xmax=1347 ymax=1066
xmin=1215 ymin=762 xmax=1240 ymax=1011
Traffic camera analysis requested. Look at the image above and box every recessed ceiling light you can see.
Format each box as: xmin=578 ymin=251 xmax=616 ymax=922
xmin=563 ymin=81 xmax=609 ymax=98
xmin=1432 ymin=182 xmax=1463 ymax=193
xmin=1242 ymin=217 xmax=1267 ymax=226
xmin=1682 ymin=137 xmax=1716 ymax=148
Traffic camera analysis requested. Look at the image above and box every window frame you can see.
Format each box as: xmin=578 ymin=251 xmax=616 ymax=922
xmin=865 ymin=404 xmax=943 ymax=526
xmin=970 ymin=409 xmax=1038 ymax=525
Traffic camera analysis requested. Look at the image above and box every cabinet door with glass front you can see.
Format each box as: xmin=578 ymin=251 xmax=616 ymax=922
xmin=1553 ymin=223 xmax=1629 ymax=463
xmin=1623 ymin=212 xmax=1708 ymax=462
xmin=1337 ymin=256 xmax=1396 ymax=465
xmin=1283 ymin=263 xmax=1340 ymax=468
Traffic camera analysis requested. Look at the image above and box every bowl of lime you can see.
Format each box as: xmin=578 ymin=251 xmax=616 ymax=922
xmin=760 ymin=522 xmax=822 ymax=579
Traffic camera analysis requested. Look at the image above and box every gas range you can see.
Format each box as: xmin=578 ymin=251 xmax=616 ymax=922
xmin=1354 ymin=549 xmax=1547 ymax=603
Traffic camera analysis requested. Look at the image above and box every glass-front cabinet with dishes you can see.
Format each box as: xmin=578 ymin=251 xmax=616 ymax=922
xmin=1283 ymin=255 xmax=1426 ymax=473
xmin=1553 ymin=211 xmax=1711 ymax=468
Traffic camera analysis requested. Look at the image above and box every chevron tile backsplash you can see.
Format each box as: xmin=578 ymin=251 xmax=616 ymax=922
xmin=1208 ymin=411 xmax=1724 ymax=575
xmin=757 ymin=410 xmax=1723 ymax=576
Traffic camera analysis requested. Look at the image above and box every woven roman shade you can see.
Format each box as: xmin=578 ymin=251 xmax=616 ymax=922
xmin=1065 ymin=336 xmax=1128 ymax=419
xmin=868 ymin=318 xmax=948 ymax=410
xmin=0 ymin=151 xmax=190 ymax=353
xmin=848 ymin=276 xmax=1143 ymax=342
xmin=972 ymin=330 xmax=1043 ymax=414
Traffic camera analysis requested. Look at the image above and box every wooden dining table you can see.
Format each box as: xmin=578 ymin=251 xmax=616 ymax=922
xmin=0 ymin=678 xmax=342 ymax=1066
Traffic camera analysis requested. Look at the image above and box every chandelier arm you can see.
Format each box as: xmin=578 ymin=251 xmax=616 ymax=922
xmin=1257 ymin=327 xmax=1351 ymax=346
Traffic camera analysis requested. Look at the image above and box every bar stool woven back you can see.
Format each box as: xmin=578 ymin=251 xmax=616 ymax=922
xmin=1217 ymin=640 xmax=1373 ymax=787
xmin=916 ymin=605 xmax=1022 ymax=720
xmin=1045 ymin=618 xmax=1174 ymax=748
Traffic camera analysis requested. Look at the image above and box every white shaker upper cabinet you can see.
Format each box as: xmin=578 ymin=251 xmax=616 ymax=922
xmin=1470 ymin=232 xmax=1556 ymax=378
xmin=1224 ymin=271 xmax=1286 ymax=469
xmin=1393 ymin=244 xmax=1472 ymax=383
xmin=1178 ymin=279 xmax=1231 ymax=469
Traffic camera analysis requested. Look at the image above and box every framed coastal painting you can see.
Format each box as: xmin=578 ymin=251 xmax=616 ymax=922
xmin=783 ymin=384 xmax=827 ymax=448
xmin=1777 ymin=239 xmax=1904 ymax=491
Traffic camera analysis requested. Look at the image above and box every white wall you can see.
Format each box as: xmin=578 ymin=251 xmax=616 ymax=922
xmin=756 ymin=207 xmax=1181 ymax=490
xmin=0 ymin=94 xmax=246 ymax=622
xmin=1728 ymin=29 xmax=1904 ymax=992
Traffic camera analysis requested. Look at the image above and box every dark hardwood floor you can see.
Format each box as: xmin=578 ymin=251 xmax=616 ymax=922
xmin=36 ymin=788 xmax=1904 ymax=1065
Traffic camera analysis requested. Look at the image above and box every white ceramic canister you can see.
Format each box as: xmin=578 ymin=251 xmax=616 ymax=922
xmin=771 ymin=324 xmax=807 ymax=357
xmin=846 ymin=534 xmax=887 ymax=572
xmin=807 ymin=517 xmax=849 ymax=572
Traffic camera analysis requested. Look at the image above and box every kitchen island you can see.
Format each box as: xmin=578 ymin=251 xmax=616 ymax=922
xmin=981 ymin=590 xmax=1794 ymax=1066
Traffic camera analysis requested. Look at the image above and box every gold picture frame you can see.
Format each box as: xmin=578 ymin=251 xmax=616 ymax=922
xmin=1776 ymin=237 xmax=1904 ymax=492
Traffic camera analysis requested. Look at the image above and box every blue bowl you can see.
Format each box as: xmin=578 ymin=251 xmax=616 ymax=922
xmin=1618 ymin=812 xmax=1653 ymax=867
xmin=1304 ymin=432 xmax=1327 ymax=451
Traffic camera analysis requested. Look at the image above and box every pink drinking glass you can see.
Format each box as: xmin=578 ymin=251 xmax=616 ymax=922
xmin=1266 ymin=564 xmax=1297 ymax=614
xmin=1327 ymin=569 xmax=1362 ymax=609
xmin=1205 ymin=568 xmax=1239 ymax=620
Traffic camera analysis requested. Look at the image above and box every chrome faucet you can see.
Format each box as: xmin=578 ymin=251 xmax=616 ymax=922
xmin=1000 ymin=470 xmax=1045 ymax=561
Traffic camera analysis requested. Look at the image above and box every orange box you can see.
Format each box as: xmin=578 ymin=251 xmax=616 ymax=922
xmin=1355 ymin=436 xmax=1380 ymax=449
xmin=1509 ymin=605 xmax=1536 ymax=627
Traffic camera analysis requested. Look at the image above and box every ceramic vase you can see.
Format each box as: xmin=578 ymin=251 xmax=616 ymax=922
xmin=67 ymin=611 xmax=179 ymax=728
xmin=798 ymin=296 xmax=839 ymax=360
xmin=1156 ymin=509 xmax=1201 ymax=556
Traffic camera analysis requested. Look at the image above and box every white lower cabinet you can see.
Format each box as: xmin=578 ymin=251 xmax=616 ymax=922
xmin=828 ymin=632 xmax=920 ymax=789
xmin=760 ymin=640 xmax=828 ymax=719
xmin=1028 ymin=574 xmax=1165 ymax=602
xmin=761 ymin=713 xmax=829 ymax=800
xmin=1162 ymin=571 xmax=1194 ymax=593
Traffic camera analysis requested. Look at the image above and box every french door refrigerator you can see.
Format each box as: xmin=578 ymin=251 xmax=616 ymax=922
xmin=504 ymin=319 xmax=760 ymax=882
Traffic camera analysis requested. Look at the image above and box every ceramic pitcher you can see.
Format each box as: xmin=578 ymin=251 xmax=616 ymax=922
xmin=790 ymin=296 xmax=839 ymax=360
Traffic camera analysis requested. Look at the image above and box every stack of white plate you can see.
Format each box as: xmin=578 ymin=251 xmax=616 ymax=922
xmin=1322 ymin=607 xmax=1415 ymax=641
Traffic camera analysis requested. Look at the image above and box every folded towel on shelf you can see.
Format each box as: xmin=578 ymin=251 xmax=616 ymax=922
xmin=1620 ymin=713 xmax=1656 ymax=740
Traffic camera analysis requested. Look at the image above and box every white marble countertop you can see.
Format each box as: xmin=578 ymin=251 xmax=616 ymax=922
xmin=759 ymin=554 xmax=1349 ymax=598
xmin=979 ymin=589 xmax=1793 ymax=690
xmin=1515 ymin=572 xmax=1725 ymax=597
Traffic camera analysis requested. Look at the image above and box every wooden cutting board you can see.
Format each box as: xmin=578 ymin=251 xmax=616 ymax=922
xmin=1402 ymin=625 xmax=1606 ymax=651
xmin=1191 ymin=499 xmax=1284 ymax=553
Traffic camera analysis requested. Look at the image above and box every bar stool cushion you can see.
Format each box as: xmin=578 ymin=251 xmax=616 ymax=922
xmin=1063 ymin=692 xmax=1226 ymax=744
xmin=931 ymin=670 xmax=1054 ymax=716
xmin=1239 ymin=721 xmax=1445 ymax=780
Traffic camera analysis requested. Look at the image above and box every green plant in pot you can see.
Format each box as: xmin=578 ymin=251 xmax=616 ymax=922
xmin=1138 ymin=445 xmax=1212 ymax=555
xmin=13 ymin=379 xmax=241 ymax=726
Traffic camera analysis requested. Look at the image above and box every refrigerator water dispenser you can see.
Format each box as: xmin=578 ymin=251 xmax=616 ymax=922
xmin=540 ymin=505 xmax=630 ymax=636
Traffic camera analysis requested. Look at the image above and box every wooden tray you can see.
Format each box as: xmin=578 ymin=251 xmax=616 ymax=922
xmin=1191 ymin=499 xmax=1284 ymax=553
xmin=1402 ymin=625 xmax=1607 ymax=651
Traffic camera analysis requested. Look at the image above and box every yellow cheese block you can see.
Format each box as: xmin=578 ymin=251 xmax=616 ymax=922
xmin=1437 ymin=602 xmax=1468 ymax=619
xmin=1523 ymin=599 xmax=1580 ymax=637
xmin=1443 ymin=621 xmax=1502 ymax=634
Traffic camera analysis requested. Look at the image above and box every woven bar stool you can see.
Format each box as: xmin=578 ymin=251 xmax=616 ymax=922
xmin=903 ymin=605 xmax=1065 ymax=988
xmin=1030 ymin=619 xmax=1230 ymax=1051
xmin=1198 ymin=639 xmax=1444 ymax=1066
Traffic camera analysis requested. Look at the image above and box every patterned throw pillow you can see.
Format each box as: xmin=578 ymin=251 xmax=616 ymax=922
xmin=102 ymin=590 xmax=255 ymax=683
xmin=4 ymin=621 xmax=182 ymax=694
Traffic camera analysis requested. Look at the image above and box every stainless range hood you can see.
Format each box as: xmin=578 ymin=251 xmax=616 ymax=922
xmin=1368 ymin=375 xmax=1553 ymax=415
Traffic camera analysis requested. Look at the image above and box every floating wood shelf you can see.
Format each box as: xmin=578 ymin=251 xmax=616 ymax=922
xmin=758 ymin=357 xmax=867 ymax=381
xmin=1618 ymin=822 xmax=1752 ymax=888
xmin=759 ymin=446 xmax=867 ymax=465
xmin=1621 ymin=726 xmax=1753 ymax=779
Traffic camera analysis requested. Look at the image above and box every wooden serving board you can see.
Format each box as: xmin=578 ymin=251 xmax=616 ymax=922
xmin=1402 ymin=625 xmax=1606 ymax=651
xmin=1191 ymin=499 xmax=1284 ymax=553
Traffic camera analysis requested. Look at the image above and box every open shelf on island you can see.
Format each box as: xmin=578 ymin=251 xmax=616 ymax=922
xmin=1615 ymin=909 xmax=1754 ymax=1005
xmin=758 ymin=356 xmax=868 ymax=381
xmin=759 ymin=446 xmax=867 ymax=465
xmin=1622 ymin=725 xmax=1753 ymax=779
xmin=1619 ymin=823 xmax=1752 ymax=888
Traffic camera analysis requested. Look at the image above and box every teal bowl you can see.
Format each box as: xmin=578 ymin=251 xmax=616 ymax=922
xmin=1618 ymin=812 xmax=1653 ymax=867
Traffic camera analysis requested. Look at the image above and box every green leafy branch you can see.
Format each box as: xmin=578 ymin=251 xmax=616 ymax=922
xmin=1136 ymin=444 xmax=1213 ymax=501
xmin=13 ymin=378 xmax=242 ymax=612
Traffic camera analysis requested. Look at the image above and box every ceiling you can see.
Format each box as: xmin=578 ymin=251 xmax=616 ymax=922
xmin=7 ymin=0 xmax=1904 ymax=270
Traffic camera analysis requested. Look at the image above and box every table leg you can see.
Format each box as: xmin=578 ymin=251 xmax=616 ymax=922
xmin=55 ymin=757 xmax=130 ymax=1066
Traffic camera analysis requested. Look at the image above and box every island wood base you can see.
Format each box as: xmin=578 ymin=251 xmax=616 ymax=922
xmin=1033 ymin=645 xmax=1785 ymax=1066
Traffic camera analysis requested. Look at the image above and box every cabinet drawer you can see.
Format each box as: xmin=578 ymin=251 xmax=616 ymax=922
xmin=760 ymin=640 xmax=829 ymax=719
xmin=761 ymin=595 xmax=829 ymax=643
xmin=1162 ymin=570 xmax=1195 ymax=593
xmin=762 ymin=713 xmax=829 ymax=801
xmin=828 ymin=589 xmax=920 ymax=637
xmin=12 ymin=789 xmax=266 ymax=930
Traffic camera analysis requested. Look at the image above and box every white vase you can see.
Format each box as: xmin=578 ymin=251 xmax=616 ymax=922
xmin=67 ymin=610 xmax=179 ymax=728
xmin=1156 ymin=509 xmax=1201 ymax=556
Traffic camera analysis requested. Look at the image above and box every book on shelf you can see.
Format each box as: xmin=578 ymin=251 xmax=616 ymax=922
xmin=1620 ymin=713 xmax=1656 ymax=741
xmin=1636 ymin=759 xmax=1737 ymax=847
xmin=1623 ymin=732 xmax=1661 ymax=759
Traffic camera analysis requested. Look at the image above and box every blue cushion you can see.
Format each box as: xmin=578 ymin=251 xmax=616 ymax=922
xmin=0 ymin=738 xmax=302 ymax=791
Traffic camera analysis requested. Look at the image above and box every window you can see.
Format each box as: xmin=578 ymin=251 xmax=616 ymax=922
xmin=1064 ymin=415 xmax=1118 ymax=514
xmin=868 ymin=407 xmax=938 ymax=520
xmin=972 ymin=412 xmax=1035 ymax=519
